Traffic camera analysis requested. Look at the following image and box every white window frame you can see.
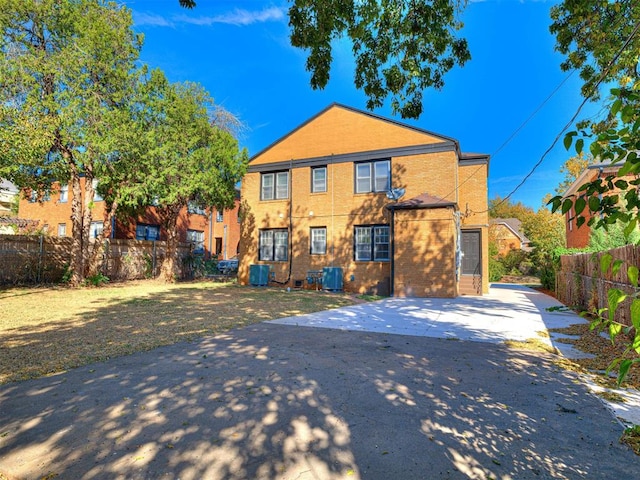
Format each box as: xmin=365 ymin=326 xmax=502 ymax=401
xmin=261 ymin=171 xmax=289 ymax=200
xmin=312 ymin=166 xmax=327 ymax=193
xmin=259 ymin=229 xmax=288 ymax=261
xmin=59 ymin=184 xmax=68 ymax=203
xmin=216 ymin=210 xmax=224 ymax=222
xmin=355 ymin=225 xmax=390 ymax=261
xmin=355 ymin=160 xmax=390 ymax=194
xmin=57 ymin=223 xmax=66 ymax=237
xmin=187 ymin=229 xmax=205 ymax=253
xmin=310 ymin=227 xmax=327 ymax=255
xmin=90 ymin=221 xmax=104 ymax=239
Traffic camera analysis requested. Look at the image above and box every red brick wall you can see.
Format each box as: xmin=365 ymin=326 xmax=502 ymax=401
xmin=18 ymin=179 xmax=240 ymax=259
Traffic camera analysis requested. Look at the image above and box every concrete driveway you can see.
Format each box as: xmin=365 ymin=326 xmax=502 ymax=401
xmin=0 ymin=284 xmax=639 ymax=479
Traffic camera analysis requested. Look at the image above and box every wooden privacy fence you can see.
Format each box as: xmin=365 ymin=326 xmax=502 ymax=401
xmin=556 ymin=244 xmax=640 ymax=327
xmin=0 ymin=235 xmax=193 ymax=285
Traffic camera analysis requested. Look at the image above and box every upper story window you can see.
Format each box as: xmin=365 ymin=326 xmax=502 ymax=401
xmin=92 ymin=179 xmax=103 ymax=202
xmin=354 ymin=225 xmax=390 ymax=261
xmin=355 ymin=160 xmax=390 ymax=194
xmin=216 ymin=210 xmax=223 ymax=222
xmin=188 ymin=201 xmax=206 ymax=215
xmin=59 ymin=185 xmax=68 ymax=203
xmin=29 ymin=190 xmax=37 ymax=202
xmin=311 ymin=166 xmax=327 ymax=193
xmin=261 ymin=171 xmax=289 ymax=200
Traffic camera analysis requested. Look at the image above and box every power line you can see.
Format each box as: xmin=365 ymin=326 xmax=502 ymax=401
xmin=484 ymin=17 xmax=640 ymax=214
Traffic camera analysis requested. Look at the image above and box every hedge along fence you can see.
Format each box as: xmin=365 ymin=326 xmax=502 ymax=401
xmin=0 ymin=235 xmax=193 ymax=285
xmin=556 ymin=244 xmax=640 ymax=328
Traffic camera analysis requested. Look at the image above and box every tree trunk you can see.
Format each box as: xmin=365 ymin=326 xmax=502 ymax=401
xmin=68 ymin=162 xmax=84 ymax=286
xmin=159 ymin=205 xmax=182 ymax=282
xmin=87 ymin=199 xmax=117 ymax=278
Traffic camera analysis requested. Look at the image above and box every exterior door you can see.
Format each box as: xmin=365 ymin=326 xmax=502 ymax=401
xmin=460 ymin=230 xmax=482 ymax=295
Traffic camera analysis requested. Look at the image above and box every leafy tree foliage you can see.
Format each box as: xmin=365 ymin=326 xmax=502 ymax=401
xmin=179 ymin=0 xmax=470 ymax=119
xmin=0 ymin=0 xmax=142 ymax=285
xmin=549 ymin=0 xmax=640 ymax=384
xmin=488 ymin=196 xmax=533 ymax=222
xmin=555 ymin=152 xmax=595 ymax=195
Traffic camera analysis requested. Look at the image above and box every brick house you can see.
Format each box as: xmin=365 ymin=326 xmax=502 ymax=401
xmin=18 ymin=177 xmax=241 ymax=260
xmin=489 ymin=218 xmax=531 ymax=256
xmin=563 ymin=163 xmax=630 ymax=249
xmin=238 ymin=104 xmax=489 ymax=297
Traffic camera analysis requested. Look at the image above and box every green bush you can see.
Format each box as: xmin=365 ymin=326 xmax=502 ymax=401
xmin=489 ymin=258 xmax=506 ymax=282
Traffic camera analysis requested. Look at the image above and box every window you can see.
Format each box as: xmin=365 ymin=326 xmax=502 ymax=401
xmin=354 ymin=225 xmax=390 ymax=261
xmin=188 ymin=201 xmax=206 ymax=215
xmin=187 ymin=229 xmax=204 ymax=254
xmin=311 ymin=166 xmax=327 ymax=193
xmin=216 ymin=210 xmax=223 ymax=222
xmin=90 ymin=221 xmax=103 ymax=239
xmin=259 ymin=229 xmax=288 ymax=261
xmin=310 ymin=227 xmax=327 ymax=255
xmin=59 ymin=185 xmax=68 ymax=203
xmin=57 ymin=223 xmax=66 ymax=237
xmin=135 ymin=223 xmax=160 ymax=241
xmin=29 ymin=190 xmax=37 ymax=203
xmin=261 ymin=171 xmax=289 ymax=200
xmin=355 ymin=160 xmax=390 ymax=194
xmin=92 ymin=179 xmax=103 ymax=201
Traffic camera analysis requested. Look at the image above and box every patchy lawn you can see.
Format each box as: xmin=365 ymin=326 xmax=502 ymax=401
xmin=0 ymin=280 xmax=358 ymax=385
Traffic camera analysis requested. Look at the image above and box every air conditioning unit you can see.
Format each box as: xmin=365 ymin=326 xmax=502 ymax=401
xmin=322 ymin=267 xmax=343 ymax=291
xmin=249 ymin=264 xmax=270 ymax=286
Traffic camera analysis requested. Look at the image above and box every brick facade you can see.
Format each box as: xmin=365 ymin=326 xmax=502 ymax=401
xmin=18 ymin=177 xmax=240 ymax=259
xmin=563 ymin=164 xmax=630 ymax=249
xmin=238 ymin=104 xmax=489 ymax=297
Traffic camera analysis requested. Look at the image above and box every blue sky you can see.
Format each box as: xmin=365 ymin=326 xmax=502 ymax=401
xmin=124 ymin=0 xmax=605 ymax=210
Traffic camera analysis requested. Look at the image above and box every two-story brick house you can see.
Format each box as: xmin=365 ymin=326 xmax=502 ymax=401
xmin=238 ymin=104 xmax=489 ymax=297
xmin=18 ymin=177 xmax=241 ymax=260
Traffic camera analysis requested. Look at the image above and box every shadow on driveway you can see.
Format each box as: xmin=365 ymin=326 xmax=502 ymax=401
xmin=0 ymin=317 xmax=636 ymax=479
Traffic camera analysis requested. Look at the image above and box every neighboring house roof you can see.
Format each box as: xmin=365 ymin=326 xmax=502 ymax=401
xmin=490 ymin=218 xmax=531 ymax=245
xmin=562 ymin=161 xmax=622 ymax=198
xmin=0 ymin=179 xmax=18 ymax=193
xmin=0 ymin=216 xmax=38 ymax=229
xmin=387 ymin=193 xmax=457 ymax=211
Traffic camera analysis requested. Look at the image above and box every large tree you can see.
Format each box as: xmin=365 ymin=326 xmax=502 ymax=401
xmin=0 ymin=0 xmax=142 ymax=284
xmin=180 ymin=0 xmax=470 ymax=119
xmin=137 ymin=73 xmax=248 ymax=281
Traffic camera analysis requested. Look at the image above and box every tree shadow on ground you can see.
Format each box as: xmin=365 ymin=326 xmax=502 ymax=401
xmin=0 ymin=313 xmax=635 ymax=479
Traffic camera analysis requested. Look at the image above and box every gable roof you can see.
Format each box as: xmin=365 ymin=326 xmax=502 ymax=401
xmin=249 ymin=103 xmax=462 ymax=163
xmin=489 ymin=218 xmax=530 ymax=244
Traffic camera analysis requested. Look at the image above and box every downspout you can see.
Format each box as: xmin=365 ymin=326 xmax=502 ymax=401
xmin=389 ymin=206 xmax=395 ymax=297
xmin=223 ymin=224 xmax=228 ymax=260
xmin=208 ymin=210 xmax=213 ymax=259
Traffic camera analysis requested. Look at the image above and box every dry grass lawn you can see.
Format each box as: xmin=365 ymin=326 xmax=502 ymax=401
xmin=0 ymin=280 xmax=358 ymax=385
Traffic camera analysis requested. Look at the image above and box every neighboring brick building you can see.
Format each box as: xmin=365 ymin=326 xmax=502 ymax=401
xmin=489 ymin=218 xmax=531 ymax=256
xmin=18 ymin=177 xmax=241 ymax=260
xmin=563 ymin=163 xmax=630 ymax=249
xmin=238 ymin=104 xmax=489 ymax=297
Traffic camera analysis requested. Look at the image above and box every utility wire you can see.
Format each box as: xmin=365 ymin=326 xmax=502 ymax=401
xmin=484 ymin=18 xmax=640 ymax=214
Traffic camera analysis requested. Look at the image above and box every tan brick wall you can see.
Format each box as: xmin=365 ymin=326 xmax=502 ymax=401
xmin=458 ymin=163 xmax=489 ymax=294
xmin=251 ymin=105 xmax=448 ymax=166
xmin=393 ymin=208 xmax=457 ymax=297
xmin=239 ymin=105 xmax=489 ymax=297
xmin=490 ymin=224 xmax=522 ymax=256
